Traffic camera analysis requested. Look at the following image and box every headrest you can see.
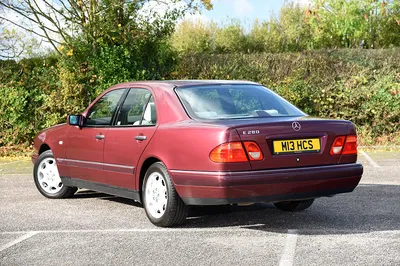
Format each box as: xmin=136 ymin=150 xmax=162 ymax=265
xmin=143 ymin=102 xmax=156 ymax=123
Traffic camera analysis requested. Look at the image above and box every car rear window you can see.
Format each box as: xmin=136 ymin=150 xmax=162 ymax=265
xmin=175 ymin=84 xmax=305 ymax=119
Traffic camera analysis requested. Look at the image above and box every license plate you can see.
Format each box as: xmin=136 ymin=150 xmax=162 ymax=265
xmin=273 ymin=138 xmax=320 ymax=154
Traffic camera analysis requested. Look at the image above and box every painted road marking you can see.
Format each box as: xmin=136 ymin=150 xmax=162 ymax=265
xmin=1 ymin=228 xmax=400 ymax=236
xmin=0 ymin=227 xmax=268 ymax=235
xmin=279 ymin=229 xmax=298 ymax=266
xmin=361 ymin=151 xmax=380 ymax=168
xmin=0 ymin=231 xmax=37 ymax=252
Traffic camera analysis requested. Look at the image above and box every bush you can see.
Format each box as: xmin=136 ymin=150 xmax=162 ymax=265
xmin=0 ymin=57 xmax=59 ymax=150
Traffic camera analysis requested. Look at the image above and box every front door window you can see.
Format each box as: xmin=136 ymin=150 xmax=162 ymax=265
xmin=86 ymin=89 xmax=125 ymax=126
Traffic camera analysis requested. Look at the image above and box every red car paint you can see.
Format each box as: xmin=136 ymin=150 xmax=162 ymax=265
xmin=32 ymin=80 xmax=363 ymax=205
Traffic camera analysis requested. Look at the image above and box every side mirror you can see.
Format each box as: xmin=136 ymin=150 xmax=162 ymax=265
xmin=68 ymin=115 xmax=84 ymax=127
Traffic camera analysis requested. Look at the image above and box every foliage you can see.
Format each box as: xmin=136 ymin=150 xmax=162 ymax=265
xmin=248 ymin=3 xmax=314 ymax=53
xmin=0 ymin=57 xmax=59 ymax=149
xmin=214 ymin=20 xmax=248 ymax=53
xmin=308 ymin=0 xmax=400 ymax=49
xmin=171 ymin=0 xmax=400 ymax=55
xmin=171 ymin=19 xmax=250 ymax=54
xmin=171 ymin=20 xmax=216 ymax=54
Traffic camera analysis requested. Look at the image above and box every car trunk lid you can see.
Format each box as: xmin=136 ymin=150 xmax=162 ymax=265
xmin=230 ymin=117 xmax=352 ymax=170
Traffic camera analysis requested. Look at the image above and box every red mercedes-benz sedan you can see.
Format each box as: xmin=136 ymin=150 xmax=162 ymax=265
xmin=32 ymin=80 xmax=363 ymax=227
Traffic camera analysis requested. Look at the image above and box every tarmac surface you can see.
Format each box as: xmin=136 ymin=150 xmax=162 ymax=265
xmin=0 ymin=151 xmax=399 ymax=266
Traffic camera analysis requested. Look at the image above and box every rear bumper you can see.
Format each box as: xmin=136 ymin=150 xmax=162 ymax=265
xmin=170 ymin=163 xmax=363 ymax=205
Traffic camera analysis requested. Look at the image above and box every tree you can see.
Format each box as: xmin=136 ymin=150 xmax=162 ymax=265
xmin=308 ymin=0 xmax=400 ymax=48
xmin=0 ymin=3 xmax=21 ymax=59
xmin=0 ymin=0 xmax=212 ymax=55
xmin=0 ymin=20 xmax=43 ymax=59
xmin=214 ymin=20 xmax=248 ymax=53
xmin=0 ymin=25 xmax=22 ymax=59
xmin=249 ymin=2 xmax=313 ymax=53
xmin=171 ymin=19 xmax=217 ymax=54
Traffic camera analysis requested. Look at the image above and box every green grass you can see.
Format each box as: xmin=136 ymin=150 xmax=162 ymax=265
xmin=0 ymin=157 xmax=32 ymax=175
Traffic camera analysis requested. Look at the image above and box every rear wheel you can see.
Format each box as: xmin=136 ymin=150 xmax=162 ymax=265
xmin=33 ymin=150 xmax=77 ymax=198
xmin=142 ymin=162 xmax=188 ymax=227
xmin=273 ymin=199 xmax=314 ymax=212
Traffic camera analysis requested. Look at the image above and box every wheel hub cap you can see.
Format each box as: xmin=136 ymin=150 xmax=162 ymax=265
xmin=145 ymin=172 xmax=168 ymax=219
xmin=37 ymin=157 xmax=63 ymax=194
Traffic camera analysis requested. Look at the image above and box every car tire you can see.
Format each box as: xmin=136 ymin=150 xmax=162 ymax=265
xmin=142 ymin=162 xmax=189 ymax=227
xmin=33 ymin=150 xmax=77 ymax=199
xmin=273 ymin=199 xmax=314 ymax=212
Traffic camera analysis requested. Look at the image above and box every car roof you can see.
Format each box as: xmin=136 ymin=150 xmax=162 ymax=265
xmin=156 ymin=80 xmax=260 ymax=87
xmin=110 ymin=80 xmax=260 ymax=89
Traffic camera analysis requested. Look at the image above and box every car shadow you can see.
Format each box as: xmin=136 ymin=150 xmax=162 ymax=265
xmin=73 ymin=190 xmax=143 ymax=207
xmin=73 ymin=184 xmax=400 ymax=235
xmin=181 ymin=184 xmax=400 ymax=235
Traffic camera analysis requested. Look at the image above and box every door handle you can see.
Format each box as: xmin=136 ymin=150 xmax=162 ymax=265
xmin=95 ymin=134 xmax=105 ymax=140
xmin=135 ymin=135 xmax=147 ymax=141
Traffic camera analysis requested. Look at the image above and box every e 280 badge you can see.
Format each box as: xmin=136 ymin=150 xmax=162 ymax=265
xmin=243 ymin=130 xmax=260 ymax=135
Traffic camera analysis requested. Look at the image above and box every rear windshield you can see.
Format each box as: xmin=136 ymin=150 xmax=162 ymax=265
xmin=175 ymin=84 xmax=305 ymax=120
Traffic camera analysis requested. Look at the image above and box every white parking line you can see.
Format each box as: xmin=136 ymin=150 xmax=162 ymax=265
xmin=0 ymin=231 xmax=37 ymax=252
xmin=2 ymin=228 xmax=399 ymax=236
xmin=360 ymin=151 xmax=380 ymax=168
xmin=279 ymin=229 xmax=298 ymax=266
xmin=0 ymin=227 xmax=265 ymax=235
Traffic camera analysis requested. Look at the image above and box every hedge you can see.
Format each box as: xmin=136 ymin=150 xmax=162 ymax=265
xmin=172 ymin=49 xmax=400 ymax=145
xmin=0 ymin=49 xmax=399 ymax=155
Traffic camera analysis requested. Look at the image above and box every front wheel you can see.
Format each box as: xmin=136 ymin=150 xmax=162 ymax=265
xmin=33 ymin=150 xmax=77 ymax=199
xmin=142 ymin=162 xmax=188 ymax=227
xmin=274 ymin=199 xmax=314 ymax=212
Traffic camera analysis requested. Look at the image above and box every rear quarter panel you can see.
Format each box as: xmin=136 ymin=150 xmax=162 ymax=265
xmin=138 ymin=121 xmax=251 ymax=171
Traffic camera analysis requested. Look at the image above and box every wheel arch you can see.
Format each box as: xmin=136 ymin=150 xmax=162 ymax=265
xmin=39 ymin=143 xmax=51 ymax=154
xmin=138 ymin=156 xmax=162 ymax=202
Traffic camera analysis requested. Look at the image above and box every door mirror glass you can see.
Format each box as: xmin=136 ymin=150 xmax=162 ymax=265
xmin=68 ymin=115 xmax=83 ymax=126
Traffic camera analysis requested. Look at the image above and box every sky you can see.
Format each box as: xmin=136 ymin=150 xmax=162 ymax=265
xmin=206 ymin=0 xmax=286 ymax=23
xmin=190 ymin=0 xmax=310 ymax=25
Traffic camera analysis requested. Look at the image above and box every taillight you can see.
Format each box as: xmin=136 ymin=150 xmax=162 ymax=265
xmin=209 ymin=142 xmax=248 ymax=163
xmin=342 ymin=135 xmax=358 ymax=155
xmin=330 ymin=135 xmax=358 ymax=155
xmin=243 ymin=141 xmax=264 ymax=161
xmin=210 ymin=141 xmax=264 ymax=163
xmin=330 ymin=136 xmax=345 ymax=155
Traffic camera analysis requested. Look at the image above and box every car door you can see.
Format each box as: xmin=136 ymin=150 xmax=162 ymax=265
xmin=65 ymin=88 xmax=127 ymax=183
xmin=103 ymin=88 xmax=158 ymax=190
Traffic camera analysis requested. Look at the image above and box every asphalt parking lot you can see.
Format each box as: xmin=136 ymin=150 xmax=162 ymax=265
xmin=1 ymin=151 xmax=399 ymax=266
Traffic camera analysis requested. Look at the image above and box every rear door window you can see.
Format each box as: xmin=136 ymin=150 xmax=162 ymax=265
xmin=116 ymin=89 xmax=156 ymax=126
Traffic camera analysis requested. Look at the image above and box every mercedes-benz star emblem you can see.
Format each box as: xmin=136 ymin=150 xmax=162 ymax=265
xmin=292 ymin=121 xmax=301 ymax=131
